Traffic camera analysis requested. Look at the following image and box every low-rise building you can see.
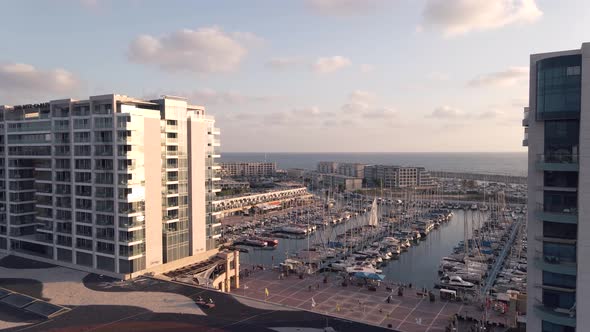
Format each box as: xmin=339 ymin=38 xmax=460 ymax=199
xmin=317 ymin=161 xmax=366 ymax=178
xmin=365 ymin=165 xmax=434 ymax=188
xmin=220 ymin=162 xmax=276 ymax=178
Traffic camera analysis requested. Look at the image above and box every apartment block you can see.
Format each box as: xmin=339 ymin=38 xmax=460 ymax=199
xmin=220 ymin=162 xmax=276 ymax=177
xmin=317 ymin=161 xmax=366 ymax=178
xmin=525 ymin=43 xmax=589 ymax=332
xmin=364 ymin=165 xmax=433 ymax=188
xmin=0 ymin=94 xmax=221 ymax=278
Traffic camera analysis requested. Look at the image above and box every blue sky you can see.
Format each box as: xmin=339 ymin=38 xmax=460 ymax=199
xmin=1 ymin=0 xmax=590 ymax=152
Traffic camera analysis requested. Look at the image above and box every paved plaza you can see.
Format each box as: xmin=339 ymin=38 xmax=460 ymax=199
xmin=238 ymin=266 xmax=462 ymax=332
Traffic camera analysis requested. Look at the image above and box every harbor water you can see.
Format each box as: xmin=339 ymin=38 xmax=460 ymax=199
xmin=240 ymin=209 xmax=483 ymax=288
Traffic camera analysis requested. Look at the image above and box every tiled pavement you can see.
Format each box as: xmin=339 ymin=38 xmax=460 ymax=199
xmin=238 ymin=269 xmax=464 ymax=331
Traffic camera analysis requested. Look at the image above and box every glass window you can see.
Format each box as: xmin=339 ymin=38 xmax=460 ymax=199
xmin=543 ymin=221 xmax=577 ymax=240
xmin=542 ymin=289 xmax=575 ymax=310
xmin=544 ymin=120 xmax=579 ymax=159
xmin=544 ymin=171 xmax=577 ymax=188
xmin=536 ymin=54 xmax=581 ymax=120
xmin=543 ymin=242 xmax=576 ymax=263
xmin=543 ymin=190 xmax=577 ymax=213
xmin=543 ymin=271 xmax=576 ymax=289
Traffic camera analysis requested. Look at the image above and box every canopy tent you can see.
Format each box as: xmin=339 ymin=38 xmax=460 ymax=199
xmin=353 ymin=272 xmax=385 ymax=281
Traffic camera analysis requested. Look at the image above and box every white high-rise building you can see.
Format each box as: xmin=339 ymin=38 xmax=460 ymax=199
xmin=0 ymin=94 xmax=221 ymax=279
xmin=525 ymin=44 xmax=590 ymax=332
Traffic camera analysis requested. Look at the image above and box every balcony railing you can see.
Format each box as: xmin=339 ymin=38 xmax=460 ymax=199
xmin=533 ymin=298 xmax=576 ymax=327
xmin=536 ymin=153 xmax=579 ymax=171
xmin=522 ymin=109 xmax=530 ymax=126
xmin=533 ymin=251 xmax=577 ymax=275
xmin=538 ymin=153 xmax=578 ymax=164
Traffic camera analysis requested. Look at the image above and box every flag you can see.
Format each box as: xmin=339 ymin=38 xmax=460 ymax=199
xmin=311 ymin=297 xmax=316 ymax=308
xmin=265 ymin=288 xmax=269 ymax=297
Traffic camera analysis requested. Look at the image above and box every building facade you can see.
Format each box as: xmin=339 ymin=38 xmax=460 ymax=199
xmin=220 ymin=162 xmax=276 ymax=177
xmin=525 ymin=44 xmax=588 ymax=332
xmin=317 ymin=161 xmax=365 ymax=178
xmin=364 ymin=165 xmax=434 ymax=188
xmin=0 ymin=94 xmax=221 ymax=278
xmin=317 ymin=161 xmax=339 ymax=174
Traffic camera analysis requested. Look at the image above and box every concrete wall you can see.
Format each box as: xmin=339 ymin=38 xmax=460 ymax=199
xmin=143 ymin=115 xmax=163 ymax=269
xmin=576 ymin=42 xmax=590 ymax=330
xmin=526 ymin=50 xmax=545 ymax=332
xmin=189 ymin=118 xmax=207 ymax=255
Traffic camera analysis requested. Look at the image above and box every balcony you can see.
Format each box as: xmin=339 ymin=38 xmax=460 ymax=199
xmin=522 ymin=109 xmax=529 ymax=126
xmin=535 ymin=203 xmax=577 ymax=224
xmin=533 ymin=301 xmax=576 ymax=328
xmin=533 ymin=252 xmax=577 ymax=276
xmin=536 ymin=153 xmax=579 ymax=172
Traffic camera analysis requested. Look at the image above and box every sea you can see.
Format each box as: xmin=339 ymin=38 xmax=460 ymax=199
xmin=220 ymin=152 xmax=527 ymax=177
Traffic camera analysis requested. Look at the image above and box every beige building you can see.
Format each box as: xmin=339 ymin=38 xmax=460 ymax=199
xmin=364 ymin=165 xmax=434 ymax=188
xmin=317 ymin=161 xmax=365 ymax=178
xmin=0 ymin=94 xmax=221 ymax=279
xmin=220 ymin=162 xmax=276 ymax=177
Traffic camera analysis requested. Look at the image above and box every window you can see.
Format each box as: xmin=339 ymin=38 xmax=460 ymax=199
xmin=543 ymin=242 xmax=576 ymax=263
xmin=543 ymin=221 xmax=577 ymax=240
xmin=74 ymin=145 xmax=91 ymax=156
xmin=543 ymin=271 xmax=576 ymax=289
xmin=95 ymin=173 xmax=114 ymax=185
xmin=544 ymin=171 xmax=577 ymax=188
xmin=566 ymin=66 xmax=581 ymax=76
xmin=55 ymin=159 xmax=70 ymax=169
xmin=74 ymin=132 xmax=90 ymax=143
xmin=75 ymin=172 xmax=92 ymax=183
xmin=94 ymin=117 xmax=113 ymax=129
xmin=75 ymin=159 xmax=91 ymax=170
xmin=537 ymin=54 xmax=582 ymax=120
xmin=542 ymin=321 xmax=575 ymax=332
xmin=74 ymin=118 xmax=90 ymax=129
xmin=95 ymin=159 xmax=113 ymax=170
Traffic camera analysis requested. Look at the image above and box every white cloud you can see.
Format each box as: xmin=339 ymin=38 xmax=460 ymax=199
xmin=341 ymin=90 xmax=375 ymax=113
xmin=187 ymin=89 xmax=276 ymax=105
xmin=428 ymin=106 xmax=464 ymax=119
xmin=350 ymin=90 xmax=376 ymax=103
xmin=478 ymin=109 xmax=505 ymax=119
xmin=305 ymin=0 xmax=385 ymax=16
xmin=427 ymin=71 xmax=450 ymax=81
xmin=360 ymin=64 xmax=375 ymax=73
xmin=422 ymin=0 xmax=542 ymax=36
xmin=312 ymin=56 xmax=352 ymax=74
xmin=468 ymin=66 xmax=528 ymax=87
xmin=266 ymin=57 xmax=304 ymax=70
xmin=364 ymin=107 xmax=398 ymax=119
xmin=0 ymin=62 xmax=79 ymax=102
xmin=291 ymin=106 xmax=321 ymax=117
xmin=128 ymin=27 xmax=260 ymax=73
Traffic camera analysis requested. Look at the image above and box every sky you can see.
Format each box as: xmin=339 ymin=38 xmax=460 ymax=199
xmin=1 ymin=0 xmax=589 ymax=153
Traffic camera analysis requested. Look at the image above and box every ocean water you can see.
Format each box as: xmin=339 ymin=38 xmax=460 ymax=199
xmin=220 ymin=152 xmax=527 ymax=177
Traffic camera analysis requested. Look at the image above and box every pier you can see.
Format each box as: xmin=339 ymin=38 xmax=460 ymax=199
xmin=480 ymin=216 xmax=524 ymax=296
xmin=431 ymin=171 xmax=526 ymax=185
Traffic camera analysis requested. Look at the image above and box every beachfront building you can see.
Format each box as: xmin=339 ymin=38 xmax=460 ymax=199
xmin=317 ymin=161 xmax=365 ymax=178
xmin=309 ymin=173 xmax=363 ymax=191
xmin=364 ymin=165 xmax=434 ymax=188
xmin=0 ymin=94 xmax=221 ymax=279
xmin=524 ymin=44 xmax=589 ymax=332
xmin=220 ymin=162 xmax=276 ymax=178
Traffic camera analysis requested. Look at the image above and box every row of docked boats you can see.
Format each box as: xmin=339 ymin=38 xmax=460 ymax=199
xmin=435 ymin=203 xmax=524 ymax=292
